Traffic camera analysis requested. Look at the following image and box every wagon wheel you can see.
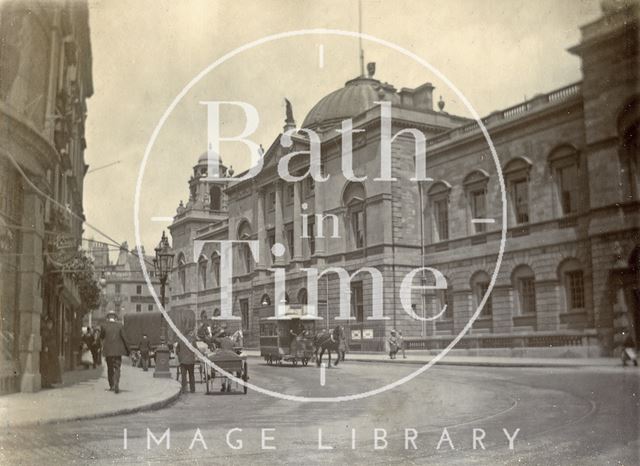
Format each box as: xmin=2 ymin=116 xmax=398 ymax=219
xmin=243 ymin=361 xmax=248 ymax=394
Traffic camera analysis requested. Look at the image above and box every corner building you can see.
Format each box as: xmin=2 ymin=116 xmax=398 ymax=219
xmin=170 ymin=2 xmax=639 ymax=356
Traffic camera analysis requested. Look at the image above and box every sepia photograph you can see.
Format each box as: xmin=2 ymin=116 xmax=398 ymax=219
xmin=0 ymin=0 xmax=638 ymax=464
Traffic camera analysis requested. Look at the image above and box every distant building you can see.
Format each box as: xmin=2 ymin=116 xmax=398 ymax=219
xmin=87 ymin=240 xmax=162 ymax=327
xmin=169 ymin=2 xmax=639 ymax=356
xmin=0 ymin=1 xmax=93 ymax=394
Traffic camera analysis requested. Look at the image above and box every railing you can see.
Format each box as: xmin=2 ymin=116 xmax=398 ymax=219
xmin=405 ymin=330 xmax=596 ymax=351
xmin=426 ymin=82 xmax=582 ymax=147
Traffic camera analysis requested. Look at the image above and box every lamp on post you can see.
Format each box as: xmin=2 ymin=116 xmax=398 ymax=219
xmin=153 ymin=231 xmax=175 ymax=379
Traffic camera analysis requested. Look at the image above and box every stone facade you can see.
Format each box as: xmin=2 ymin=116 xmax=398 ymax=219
xmin=169 ymin=3 xmax=639 ymax=356
xmin=0 ymin=1 xmax=93 ymax=393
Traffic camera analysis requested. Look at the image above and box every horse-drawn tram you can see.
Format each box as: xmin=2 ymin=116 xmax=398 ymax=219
xmin=259 ymin=306 xmax=321 ymax=366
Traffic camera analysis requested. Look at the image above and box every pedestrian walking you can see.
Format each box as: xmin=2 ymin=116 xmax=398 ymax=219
xmin=100 ymin=310 xmax=129 ymax=394
xmin=387 ymin=330 xmax=399 ymax=360
xmin=40 ymin=317 xmax=61 ymax=388
xmin=397 ymin=330 xmax=406 ymax=359
xmin=176 ymin=329 xmax=197 ymax=393
xmin=338 ymin=326 xmax=347 ymax=362
xmin=138 ymin=334 xmax=151 ymax=371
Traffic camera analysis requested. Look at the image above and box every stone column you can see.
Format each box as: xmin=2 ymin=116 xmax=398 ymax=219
xmin=274 ymin=182 xmax=285 ymax=266
xmin=19 ymin=191 xmax=45 ymax=392
xmin=292 ymin=181 xmax=303 ymax=264
xmin=256 ymin=189 xmax=267 ymax=271
xmin=313 ymin=179 xmax=326 ymax=265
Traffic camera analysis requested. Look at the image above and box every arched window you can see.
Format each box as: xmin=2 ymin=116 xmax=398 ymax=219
xmin=198 ymin=255 xmax=208 ymax=290
xmin=298 ymin=288 xmax=308 ymax=305
xmin=237 ymin=220 xmax=253 ymax=274
xmin=211 ymin=251 xmax=221 ymax=288
xmin=177 ymin=253 xmax=187 ymax=293
xmin=428 ymin=181 xmax=451 ymax=241
xmin=549 ymin=145 xmax=580 ymax=216
xmin=464 ymin=171 xmax=490 ymax=233
xmin=503 ymin=157 xmax=532 ymax=225
xmin=342 ymin=182 xmax=366 ymax=249
xmin=558 ymin=258 xmax=586 ymax=312
xmin=512 ymin=265 xmax=536 ymax=315
xmin=210 ymin=186 xmax=222 ymax=211
xmin=471 ymin=271 xmax=492 ymax=317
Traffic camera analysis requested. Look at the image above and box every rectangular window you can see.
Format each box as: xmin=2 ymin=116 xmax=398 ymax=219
xmin=286 ymin=227 xmax=294 ymax=257
xmin=136 ymin=304 xmax=142 ymax=313
xmin=136 ymin=285 xmax=142 ymax=295
xmin=566 ymin=270 xmax=585 ymax=309
xmin=306 ymin=177 xmax=315 ymax=196
xmin=307 ymin=217 xmax=315 ymax=255
xmin=351 ymin=282 xmax=364 ymax=322
xmin=286 ymin=184 xmax=294 ymax=204
xmin=115 ymin=283 xmax=121 ymax=294
xmin=512 ymin=179 xmax=529 ymax=224
xmin=470 ymin=189 xmax=487 ymax=233
xmin=351 ymin=209 xmax=365 ymax=248
xmin=268 ymin=191 xmax=276 ymax=211
xmin=518 ymin=277 xmax=536 ymax=314
xmin=434 ymin=199 xmax=449 ymax=241
xmin=558 ymin=164 xmax=579 ymax=214
xmin=148 ymin=304 xmax=153 ymax=311
xmin=240 ymin=299 xmax=250 ymax=331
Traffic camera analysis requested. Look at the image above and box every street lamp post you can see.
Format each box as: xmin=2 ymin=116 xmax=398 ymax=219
xmin=153 ymin=231 xmax=175 ymax=379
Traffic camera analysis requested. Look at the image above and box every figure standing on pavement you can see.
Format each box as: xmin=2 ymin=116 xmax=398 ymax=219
xmin=40 ymin=317 xmax=61 ymax=388
xmin=338 ymin=326 xmax=347 ymax=362
xmin=387 ymin=330 xmax=399 ymax=360
xmin=397 ymin=330 xmax=407 ymax=359
xmin=176 ymin=329 xmax=197 ymax=393
xmin=90 ymin=328 xmax=102 ymax=367
xmin=138 ymin=334 xmax=151 ymax=371
xmin=100 ymin=310 xmax=129 ymax=394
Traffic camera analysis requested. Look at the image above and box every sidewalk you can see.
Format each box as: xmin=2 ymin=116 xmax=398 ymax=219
xmin=1 ymin=360 xmax=181 ymax=428
xmin=242 ymin=349 xmax=623 ymax=368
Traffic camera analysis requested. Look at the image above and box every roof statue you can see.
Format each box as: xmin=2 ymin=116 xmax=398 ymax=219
xmin=284 ymin=98 xmax=296 ymax=131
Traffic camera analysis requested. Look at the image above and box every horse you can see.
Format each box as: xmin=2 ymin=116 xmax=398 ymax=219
xmin=314 ymin=326 xmax=342 ymax=367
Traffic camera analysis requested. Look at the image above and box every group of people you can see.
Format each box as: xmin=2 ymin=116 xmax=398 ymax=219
xmin=387 ymin=329 xmax=406 ymax=359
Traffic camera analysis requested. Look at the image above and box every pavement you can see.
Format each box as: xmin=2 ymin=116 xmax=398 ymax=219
xmin=243 ymin=349 xmax=622 ymax=367
xmin=0 ymin=358 xmax=181 ymax=428
xmin=1 ymin=357 xmax=637 ymax=465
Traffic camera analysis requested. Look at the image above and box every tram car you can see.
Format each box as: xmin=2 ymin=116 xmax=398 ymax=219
xmin=259 ymin=306 xmax=322 ymax=366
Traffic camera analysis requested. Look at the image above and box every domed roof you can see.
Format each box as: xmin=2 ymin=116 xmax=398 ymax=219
xmin=196 ymin=151 xmax=226 ymax=169
xmin=302 ymin=76 xmax=400 ymax=130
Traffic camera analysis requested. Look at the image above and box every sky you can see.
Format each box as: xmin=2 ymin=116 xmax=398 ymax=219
xmin=83 ymin=0 xmax=602 ymax=255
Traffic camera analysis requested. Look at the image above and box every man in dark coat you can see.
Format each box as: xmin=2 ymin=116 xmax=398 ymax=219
xmin=176 ymin=329 xmax=197 ymax=393
xmin=100 ymin=311 xmax=129 ymax=393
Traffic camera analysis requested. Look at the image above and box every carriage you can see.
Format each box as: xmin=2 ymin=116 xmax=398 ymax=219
xmin=259 ymin=306 xmax=322 ymax=366
xmin=203 ymin=346 xmax=248 ymax=394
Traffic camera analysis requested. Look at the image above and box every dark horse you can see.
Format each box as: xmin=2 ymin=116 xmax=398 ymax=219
xmin=314 ymin=326 xmax=342 ymax=367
